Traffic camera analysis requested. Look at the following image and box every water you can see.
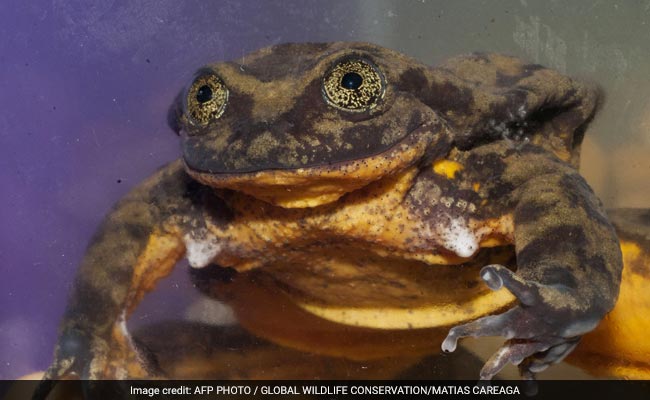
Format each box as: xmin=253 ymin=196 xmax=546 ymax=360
xmin=1 ymin=0 xmax=649 ymax=380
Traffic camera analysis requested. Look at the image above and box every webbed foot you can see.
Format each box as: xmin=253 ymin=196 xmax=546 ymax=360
xmin=442 ymin=264 xmax=600 ymax=380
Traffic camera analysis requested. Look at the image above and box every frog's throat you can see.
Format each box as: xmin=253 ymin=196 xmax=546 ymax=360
xmin=184 ymin=126 xmax=435 ymax=208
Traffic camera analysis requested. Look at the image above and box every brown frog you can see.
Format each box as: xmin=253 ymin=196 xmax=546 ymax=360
xmin=39 ymin=42 xmax=622 ymax=386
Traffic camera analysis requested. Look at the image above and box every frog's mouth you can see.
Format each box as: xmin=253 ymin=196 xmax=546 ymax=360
xmin=184 ymin=125 xmax=437 ymax=208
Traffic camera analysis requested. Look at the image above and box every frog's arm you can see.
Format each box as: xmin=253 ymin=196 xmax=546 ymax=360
xmin=442 ymin=143 xmax=623 ymax=380
xmin=39 ymin=160 xmax=227 ymax=382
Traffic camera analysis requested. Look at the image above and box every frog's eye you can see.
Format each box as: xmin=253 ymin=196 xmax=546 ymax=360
xmin=186 ymin=74 xmax=228 ymax=125
xmin=322 ymin=58 xmax=385 ymax=112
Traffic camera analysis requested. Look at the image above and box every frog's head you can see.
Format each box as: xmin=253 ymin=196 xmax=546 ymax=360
xmin=169 ymin=42 xmax=451 ymax=208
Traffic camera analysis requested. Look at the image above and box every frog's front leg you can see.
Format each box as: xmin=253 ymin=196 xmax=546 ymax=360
xmin=442 ymin=147 xmax=623 ymax=380
xmin=39 ymin=161 xmax=227 ymax=383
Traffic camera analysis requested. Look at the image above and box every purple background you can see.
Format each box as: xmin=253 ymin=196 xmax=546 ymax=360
xmin=2 ymin=1 xmax=649 ymax=379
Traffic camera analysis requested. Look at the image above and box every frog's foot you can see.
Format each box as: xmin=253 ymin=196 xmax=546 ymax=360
xmin=34 ymin=321 xmax=159 ymax=399
xmin=46 ymin=324 xmax=155 ymax=379
xmin=441 ymin=264 xmax=599 ymax=380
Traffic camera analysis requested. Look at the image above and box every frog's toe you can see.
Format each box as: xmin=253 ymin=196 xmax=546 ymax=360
xmin=441 ymin=307 xmax=527 ymax=353
xmin=442 ymin=264 xmax=600 ymax=380
xmin=479 ymin=340 xmax=553 ymax=380
xmin=517 ymin=338 xmax=580 ymax=377
xmin=41 ymin=330 xmax=93 ymax=380
xmin=477 ymin=336 xmax=581 ymax=380
xmin=35 ymin=325 xmax=159 ymax=397
xmin=34 ymin=326 xmax=160 ymax=399
xmin=479 ymin=264 xmax=540 ymax=305
xmin=33 ymin=331 xmax=92 ymax=400
xmin=442 ymin=306 xmax=580 ymax=380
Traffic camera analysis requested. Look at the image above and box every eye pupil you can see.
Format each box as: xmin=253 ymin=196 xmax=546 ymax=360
xmin=340 ymin=72 xmax=363 ymax=90
xmin=323 ymin=59 xmax=384 ymax=112
xmin=196 ymin=85 xmax=213 ymax=103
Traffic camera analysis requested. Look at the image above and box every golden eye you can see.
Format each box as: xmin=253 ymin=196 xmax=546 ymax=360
xmin=322 ymin=58 xmax=385 ymax=112
xmin=186 ymin=74 xmax=228 ymax=125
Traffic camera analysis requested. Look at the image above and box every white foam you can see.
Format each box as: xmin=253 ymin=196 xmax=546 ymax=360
xmin=183 ymin=232 xmax=222 ymax=268
xmin=437 ymin=217 xmax=479 ymax=258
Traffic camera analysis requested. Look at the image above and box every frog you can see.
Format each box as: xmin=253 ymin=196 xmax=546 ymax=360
xmin=38 ymin=42 xmax=622 ymax=388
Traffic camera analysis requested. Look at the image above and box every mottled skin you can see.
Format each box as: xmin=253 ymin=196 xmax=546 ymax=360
xmin=38 ymin=42 xmax=622 ymax=389
xmin=567 ymin=209 xmax=650 ymax=378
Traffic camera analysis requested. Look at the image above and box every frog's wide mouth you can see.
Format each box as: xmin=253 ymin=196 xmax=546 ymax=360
xmin=184 ymin=125 xmax=437 ymax=208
